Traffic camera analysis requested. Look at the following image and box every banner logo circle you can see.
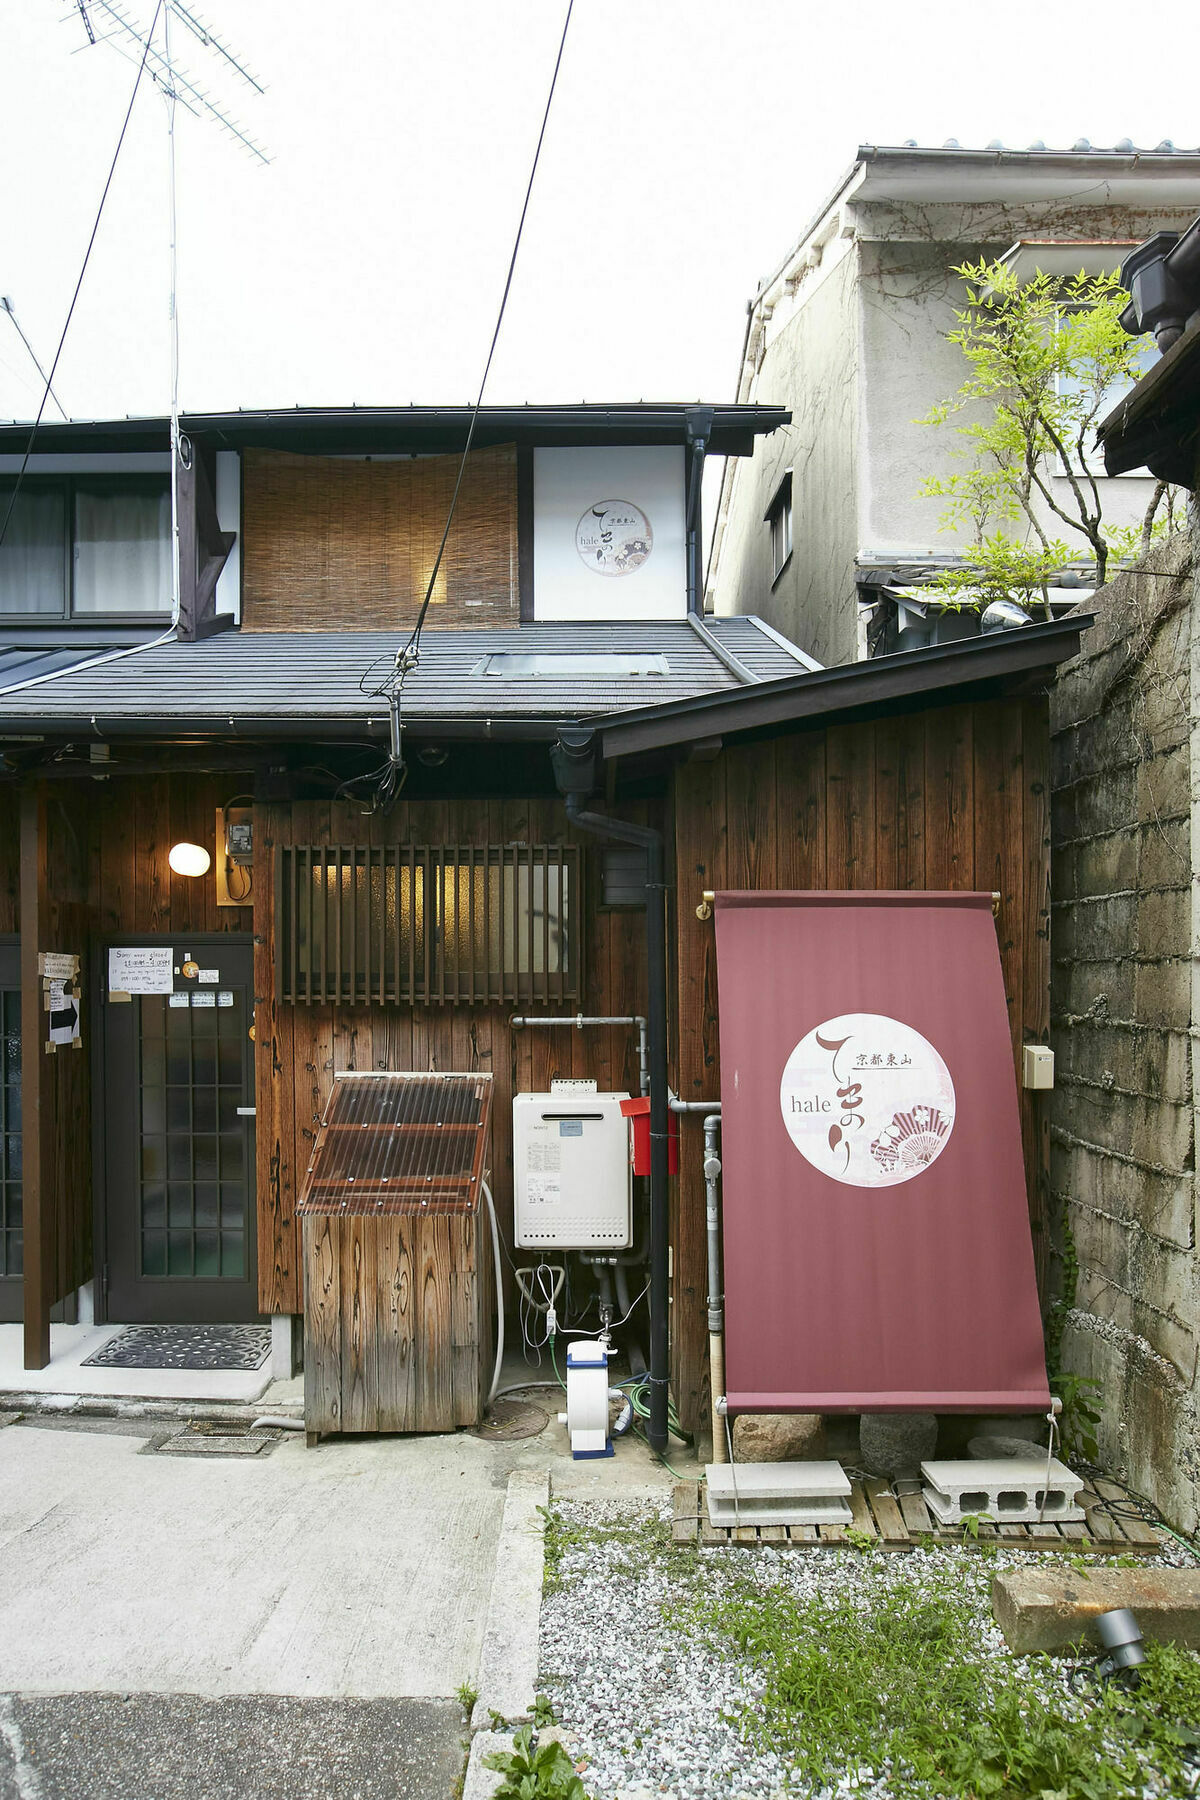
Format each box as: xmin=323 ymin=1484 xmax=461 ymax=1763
xmin=779 ymin=1012 xmax=956 ymax=1188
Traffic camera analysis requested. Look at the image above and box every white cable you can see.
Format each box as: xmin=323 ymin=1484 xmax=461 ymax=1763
xmin=1037 ymin=1397 xmax=1062 ymax=1524
xmin=723 ymin=1408 xmax=740 ymax=1528
xmin=481 ymin=1179 xmax=504 ymax=1407
xmin=0 ymin=624 xmax=180 ymax=699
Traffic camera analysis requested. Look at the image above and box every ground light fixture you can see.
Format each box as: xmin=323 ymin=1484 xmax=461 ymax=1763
xmin=168 ymin=841 xmax=211 ymax=877
xmin=1096 ymin=1608 xmax=1146 ymax=1687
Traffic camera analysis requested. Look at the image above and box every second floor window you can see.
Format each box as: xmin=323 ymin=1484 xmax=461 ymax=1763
xmin=765 ymin=470 xmax=792 ymax=583
xmin=0 ymin=477 xmax=171 ymax=619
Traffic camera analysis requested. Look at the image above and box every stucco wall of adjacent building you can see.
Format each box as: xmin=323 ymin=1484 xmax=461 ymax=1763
xmin=709 ymin=244 xmax=860 ymax=669
xmin=1050 ymin=526 xmax=1200 ymax=1531
xmin=709 ymin=187 xmax=1197 ymax=666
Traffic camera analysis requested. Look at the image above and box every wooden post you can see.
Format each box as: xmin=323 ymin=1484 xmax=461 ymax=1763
xmin=19 ymin=785 xmax=51 ymax=1369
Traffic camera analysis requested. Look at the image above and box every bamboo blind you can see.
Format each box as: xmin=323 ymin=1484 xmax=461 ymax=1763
xmin=297 ymin=1072 xmax=493 ymax=1216
xmin=241 ymin=444 xmax=518 ymax=630
xmin=276 ymin=842 xmax=582 ymax=1006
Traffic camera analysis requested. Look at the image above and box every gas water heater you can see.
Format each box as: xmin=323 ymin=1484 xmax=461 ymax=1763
xmin=512 ymin=1090 xmax=632 ymax=1250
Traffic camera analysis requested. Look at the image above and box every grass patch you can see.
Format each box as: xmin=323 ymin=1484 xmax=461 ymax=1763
xmin=679 ymin=1562 xmax=1200 ymax=1797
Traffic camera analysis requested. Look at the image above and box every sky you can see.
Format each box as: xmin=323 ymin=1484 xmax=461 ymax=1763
xmin=1 ymin=0 xmax=1198 ymax=428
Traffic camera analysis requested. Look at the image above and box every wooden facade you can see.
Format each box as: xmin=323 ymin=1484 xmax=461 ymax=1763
xmin=668 ymin=696 xmax=1052 ymax=1434
xmin=2 ymin=694 xmax=1054 ymax=1436
xmin=252 ymin=793 xmax=649 ymax=1318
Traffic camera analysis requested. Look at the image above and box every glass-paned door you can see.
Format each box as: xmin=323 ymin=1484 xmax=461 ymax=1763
xmin=0 ymin=944 xmax=21 ymax=1323
xmin=103 ymin=937 xmax=259 ymax=1322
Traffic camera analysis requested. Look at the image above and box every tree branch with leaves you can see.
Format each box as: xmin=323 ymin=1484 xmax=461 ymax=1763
xmin=917 ymin=260 xmax=1174 ymax=616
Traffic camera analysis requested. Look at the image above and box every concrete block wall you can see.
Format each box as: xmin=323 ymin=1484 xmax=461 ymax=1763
xmin=1050 ymin=526 xmax=1200 ymax=1532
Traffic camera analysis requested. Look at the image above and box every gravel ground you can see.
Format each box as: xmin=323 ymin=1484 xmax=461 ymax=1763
xmin=538 ymin=1498 xmax=1199 ymax=1800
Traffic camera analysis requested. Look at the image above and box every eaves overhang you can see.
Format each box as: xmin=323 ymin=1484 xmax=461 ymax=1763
xmin=1098 ymin=321 xmax=1200 ymax=485
xmin=0 ymin=403 xmax=790 ymax=460
xmin=591 ymin=616 xmax=1092 ymax=759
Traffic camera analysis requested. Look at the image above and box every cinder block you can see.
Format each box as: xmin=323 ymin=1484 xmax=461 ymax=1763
xmin=921 ymin=1457 xmax=1085 ymax=1525
xmin=992 ymin=1567 xmax=1199 ymax=1654
xmin=705 ymin=1460 xmax=852 ymax=1527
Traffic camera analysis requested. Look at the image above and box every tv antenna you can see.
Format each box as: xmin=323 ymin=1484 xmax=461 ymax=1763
xmin=68 ymin=0 xmax=270 ymax=166
xmin=62 ymin=0 xmax=269 ymax=624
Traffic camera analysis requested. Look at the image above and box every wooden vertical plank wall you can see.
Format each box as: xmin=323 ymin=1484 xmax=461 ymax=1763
xmin=253 ymin=794 xmax=650 ymax=1318
xmin=669 ymin=697 xmax=1054 ymax=1437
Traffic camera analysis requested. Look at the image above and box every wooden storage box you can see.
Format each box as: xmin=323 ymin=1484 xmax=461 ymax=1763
xmin=297 ymin=1071 xmax=493 ymax=1439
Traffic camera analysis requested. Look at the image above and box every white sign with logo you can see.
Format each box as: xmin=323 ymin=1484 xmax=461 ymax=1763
xmin=779 ymin=1012 xmax=956 ymax=1189
xmin=575 ymin=499 xmax=653 ymax=576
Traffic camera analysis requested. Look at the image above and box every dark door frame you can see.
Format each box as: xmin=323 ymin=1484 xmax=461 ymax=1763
xmin=92 ymin=931 xmax=261 ymax=1325
xmin=0 ymin=936 xmax=19 ymax=1324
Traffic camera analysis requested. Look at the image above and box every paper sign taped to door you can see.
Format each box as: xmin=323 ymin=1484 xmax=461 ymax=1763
xmin=39 ymin=952 xmax=79 ymax=981
xmin=108 ymin=946 xmax=173 ymax=995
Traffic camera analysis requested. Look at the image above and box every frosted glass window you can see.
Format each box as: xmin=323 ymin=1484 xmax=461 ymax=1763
xmin=73 ymin=487 xmax=171 ymax=614
xmin=0 ymin=485 xmax=66 ymax=614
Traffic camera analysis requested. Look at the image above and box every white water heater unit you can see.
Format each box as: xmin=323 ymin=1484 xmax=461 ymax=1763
xmin=512 ymin=1090 xmax=632 ymax=1249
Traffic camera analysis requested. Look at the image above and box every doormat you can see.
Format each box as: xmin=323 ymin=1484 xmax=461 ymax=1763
xmin=82 ymin=1325 xmax=272 ymax=1371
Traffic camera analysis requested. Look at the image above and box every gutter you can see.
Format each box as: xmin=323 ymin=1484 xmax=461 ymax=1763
xmin=0 ymin=713 xmax=573 ymax=743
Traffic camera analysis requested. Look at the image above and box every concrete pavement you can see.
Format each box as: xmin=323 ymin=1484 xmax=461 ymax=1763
xmin=0 ymin=1378 xmax=696 ymax=1796
xmin=0 ymin=1693 xmax=467 ymax=1800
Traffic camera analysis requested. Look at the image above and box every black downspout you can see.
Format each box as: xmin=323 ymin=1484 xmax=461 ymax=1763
xmin=552 ymin=732 xmax=671 ymax=1455
xmin=684 ymin=407 xmax=713 ymax=616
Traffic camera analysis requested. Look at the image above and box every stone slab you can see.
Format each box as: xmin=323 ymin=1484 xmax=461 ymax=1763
xmin=705 ymin=1460 xmax=851 ymax=1501
xmin=462 ymin=1729 xmax=510 ymax=1800
xmin=993 ymin=1566 xmax=1200 ymax=1653
xmin=470 ymin=1470 xmax=548 ymax=1730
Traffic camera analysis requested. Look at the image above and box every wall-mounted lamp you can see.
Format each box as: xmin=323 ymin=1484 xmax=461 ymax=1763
xmin=169 ymin=841 xmax=211 ymax=877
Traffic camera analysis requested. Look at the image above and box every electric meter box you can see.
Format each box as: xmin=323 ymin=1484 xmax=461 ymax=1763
xmin=513 ymin=1091 xmax=633 ymax=1249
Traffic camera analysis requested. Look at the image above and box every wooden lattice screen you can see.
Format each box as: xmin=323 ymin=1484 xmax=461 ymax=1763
xmin=241 ymin=444 xmax=519 ymax=631
xmin=276 ymin=842 xmax=581 ymax=1006
xmin=297 ymin=1071 xmax=493 ymax=1215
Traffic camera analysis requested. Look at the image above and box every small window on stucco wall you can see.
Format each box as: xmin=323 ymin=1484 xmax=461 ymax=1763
xmin=765 ymin=470 xmax=792 ymax=583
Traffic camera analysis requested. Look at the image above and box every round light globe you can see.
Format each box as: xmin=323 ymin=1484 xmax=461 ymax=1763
xmin=168 ymin=841 xmax=211 ymax=878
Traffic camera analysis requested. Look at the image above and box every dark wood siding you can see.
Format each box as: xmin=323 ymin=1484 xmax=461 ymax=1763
xmin=253 ymin=795 xmax=649 ymax=1317
xmin=669 ymin=698 xmax=1052 ymax=1436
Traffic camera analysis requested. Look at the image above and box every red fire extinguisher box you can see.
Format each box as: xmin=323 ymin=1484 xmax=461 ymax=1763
xmin=619 ymin=1096 xmax=679 ymax=1176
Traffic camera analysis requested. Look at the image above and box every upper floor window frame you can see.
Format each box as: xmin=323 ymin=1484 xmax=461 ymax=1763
xmin=764 ymin=468 xmax=793 ymax=585
xmin=0 ymin=472 xmax=173 ymax=624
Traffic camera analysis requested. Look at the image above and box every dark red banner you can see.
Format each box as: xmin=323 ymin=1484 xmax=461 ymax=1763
xmin=714 ymin=892 xmax=1050 ymax=1413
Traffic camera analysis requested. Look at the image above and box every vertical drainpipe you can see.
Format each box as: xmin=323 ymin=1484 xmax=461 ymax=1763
xmin=552 ymin=728 xmax=671 ymax=1455
xmin=684 ymin=407 xmax=713 ymax=616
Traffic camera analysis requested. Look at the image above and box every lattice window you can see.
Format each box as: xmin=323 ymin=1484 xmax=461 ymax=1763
xmin=277 ymin=843 xmax=581 ymax=1006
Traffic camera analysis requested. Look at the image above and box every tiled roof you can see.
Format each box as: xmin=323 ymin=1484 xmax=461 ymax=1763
xmin=0 ymin=618 xmax=814 ymax=729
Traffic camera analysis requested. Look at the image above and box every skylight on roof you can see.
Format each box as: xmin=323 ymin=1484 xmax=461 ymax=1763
xmin=473 ymin=652 xmax=670 ymax=679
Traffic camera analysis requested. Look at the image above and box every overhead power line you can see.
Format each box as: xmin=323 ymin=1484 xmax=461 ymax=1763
xmin=344 ymin=0 xmax=575 ymax=815
xmin=395 ymin=0 xmax=575 ymax=673
xmin=0 ymin=0 xmax=164 ymax=559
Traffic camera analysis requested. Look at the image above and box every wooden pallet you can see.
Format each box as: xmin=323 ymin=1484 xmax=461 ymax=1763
xmin=671 ymin=1474 xmax=1165 ymax=1556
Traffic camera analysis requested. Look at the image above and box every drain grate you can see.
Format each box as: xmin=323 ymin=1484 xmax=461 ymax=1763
xmin=144 ymin=1422 xmax=283 ymax=1458
xmin=83 ymin=1325 xmax=272 ymax=1371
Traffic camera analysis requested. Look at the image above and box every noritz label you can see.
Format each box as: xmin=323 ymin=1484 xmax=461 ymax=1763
xmin=779 ymin=1012 xmax=956 ymax=1188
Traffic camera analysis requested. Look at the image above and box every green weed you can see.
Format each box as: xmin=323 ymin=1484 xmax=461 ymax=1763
xmin=678 ymin=1562 xmax=1200 ymax=1797
xmin=483 ymin=1725 xmax=592 ymax=1799
xmin=453 ymin=1680 xmax=478 ymax=1716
